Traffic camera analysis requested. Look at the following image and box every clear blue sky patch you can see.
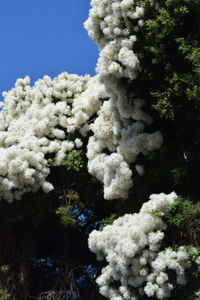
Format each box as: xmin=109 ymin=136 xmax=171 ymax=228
xmin=0 ymin=0 xmax=98 ymax=99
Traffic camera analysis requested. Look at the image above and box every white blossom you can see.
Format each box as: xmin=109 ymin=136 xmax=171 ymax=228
xmin=0 ymin=73 xmax=106 ymax=202
xmin=84 ymin=0 xmax=163 ymax=199
xmin=89 ymin=192 xmax=199 ymax=299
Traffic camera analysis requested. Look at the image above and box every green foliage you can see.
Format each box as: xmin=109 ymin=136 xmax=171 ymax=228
xmin=171 ymin=167 xmax=186 ymax=184
xmin=164 ymin=197 xmax=200 ymax=232
xmin=56 ymin=205 xmax=77 ymax=227
xmin=114 ymin=133 xmax=122 ymax=142
xmin=152 ymin=97 xmax=174 ymax=119
xmin=0 ymin=288 xmax=10 ymax=300
xmin=62 ymin=150 xmax=85 ymax=171
xmin=47 ymin=150 xmax=86 ymax=172
xmin=185 ymin=245 xmax=200 ymax=264
xmin=150 ymin=210 xmax=164 ymax=219
xmin=126 ymin=0 xmax=200 ymax=205
xmin=133 ymin=0 xmax=200 ymax=125
xmin=102 ymin=214 xmax=118 ymax=226
xmin=47 ymin=158 xmax=56 ymax=167
xmin=66 ymin=190 xmax=79 ymax=202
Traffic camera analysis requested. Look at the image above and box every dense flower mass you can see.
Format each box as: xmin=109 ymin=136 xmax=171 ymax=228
xmin=0 ymin=0 xmax=199 ymax=299
xmin=0 ymin=74 xmax=106 ymax=202
xmin=89 ymin=192 xmax=200 ymax=300
xmin=0 ymin=71 xmax=162 ymax=202
xmin=0 ymin=71 xmax=163 ymax=202
xmin=87 ymin=99 xmax=162 ymax=200
xmin=84 ymin=0 xmax=148 ymax=84
xmin=84 ymin=0 xmax=163 ymax=199
xmin=0 ymin=0 xmax=164 ymax=202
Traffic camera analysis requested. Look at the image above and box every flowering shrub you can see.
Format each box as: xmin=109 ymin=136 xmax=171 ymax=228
xmin=0 ymin=0 xmax=166 ymax=202
xmin=84 ymin=0 xmax=163 ymax=199
xmin=0 ymin=70 xmax=162 ymax=202
xmin=0 ymin=74 xmax=106 ymax=202
xmin=0 ymin=0 xmax=199 ymax=298
xmin=89 ymin=192 xmax=200 ymax=300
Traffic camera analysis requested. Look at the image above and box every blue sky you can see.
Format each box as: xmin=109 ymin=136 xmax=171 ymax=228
xmin=0 ymin=0 xmax=99 ymax=100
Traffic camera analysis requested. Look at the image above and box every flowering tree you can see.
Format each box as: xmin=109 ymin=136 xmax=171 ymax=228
xmin=0 ymin=0 xmax=199 ymax=299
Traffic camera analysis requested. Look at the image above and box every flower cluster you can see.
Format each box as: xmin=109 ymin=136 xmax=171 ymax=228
xmin=87 ymin=99 xmax=162 ymax=200
xmin=84 ymin=0 xmax=162 ymax=199
xmin=0 ymin=74 xmax=106 ymax=202
xmin=89 ymin=192 xmax=200 ymax=299
xmin=0 ymin=69 xmax=162 ymax=202
xmin=84 ymin=0 xmax=148 ymax=85
xmin=0 ymin=0 xmax=165 ymax=202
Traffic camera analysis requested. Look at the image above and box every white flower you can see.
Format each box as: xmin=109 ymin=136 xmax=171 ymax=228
xmin=88 ymin=192 xmax=199 ymax=300
xmin=0 ymin=73 xmax=105 ymax=202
